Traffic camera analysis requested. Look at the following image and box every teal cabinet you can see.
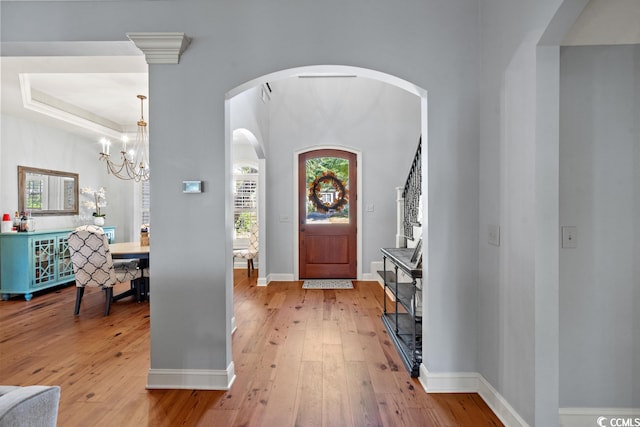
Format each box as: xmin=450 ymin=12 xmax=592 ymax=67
xmin=0 ymin=227 xmax=115 ymax=301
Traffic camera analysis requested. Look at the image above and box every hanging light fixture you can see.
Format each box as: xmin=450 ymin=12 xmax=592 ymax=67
xmin=99 ymin=94 xmax=150 ymax=182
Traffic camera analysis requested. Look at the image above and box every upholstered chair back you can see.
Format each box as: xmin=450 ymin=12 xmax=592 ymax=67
xmin=233 ymin=223 xmax=259 ymax=277
xmin=68 ymin=225 xmax=117 ymax=288
xmin=247 ymin=223 xmax=259 ymax=255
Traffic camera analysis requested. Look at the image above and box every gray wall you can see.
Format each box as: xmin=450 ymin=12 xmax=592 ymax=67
xmin=1 ymin=0 xmax=480 ymax=388
xmin=230 ymin=85 xmax=269 ymax=158
xmin=266 ymin=77 xmax=420 ymax=276
xmin=10 ymin=1 xmax=633 ymax=424
xmin=477 ymin=0 xmax=570 ymax=424
xmin=229 ymin=75 xmax=422 ymax=278
xmin=0 ymin=114 xmax=135 ymax=241
xmin=477 ymin=1 xmax=640 ymax=424
xmin=559 ymin=44 xmax=640 ymax=408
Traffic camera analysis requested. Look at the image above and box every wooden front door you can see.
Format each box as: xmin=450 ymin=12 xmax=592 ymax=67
xmin=299 ymin=149 xmax=357 ymax=279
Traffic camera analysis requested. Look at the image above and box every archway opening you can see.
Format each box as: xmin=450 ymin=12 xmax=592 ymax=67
xmin=226 ymin=65 xmax=427 ymax=285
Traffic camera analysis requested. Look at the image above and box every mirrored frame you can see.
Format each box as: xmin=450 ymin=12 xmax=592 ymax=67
xmin=18 ymin=166 xmax=79 ymax=216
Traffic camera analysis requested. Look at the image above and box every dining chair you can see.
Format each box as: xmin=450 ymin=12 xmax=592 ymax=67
xmin=68 ymin=225 xmax=142 ymax=315
xmin=233 ymin=222 xmax=259 ymax=277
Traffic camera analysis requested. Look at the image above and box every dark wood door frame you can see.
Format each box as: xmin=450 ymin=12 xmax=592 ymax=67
xmin=295 ymin=147 xmax=361 ymax=280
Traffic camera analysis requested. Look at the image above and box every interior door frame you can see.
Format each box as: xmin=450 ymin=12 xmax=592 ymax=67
xmin=293 ymin=145 xmax=362 ymax=280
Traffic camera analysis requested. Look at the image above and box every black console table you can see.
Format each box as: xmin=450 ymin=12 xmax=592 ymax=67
xmin=379 ymin=247 xmax=422 ymax=377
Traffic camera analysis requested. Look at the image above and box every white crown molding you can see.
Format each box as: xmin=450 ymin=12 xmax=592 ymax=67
xmin=127 ymin=32 xmax=191 ymax=64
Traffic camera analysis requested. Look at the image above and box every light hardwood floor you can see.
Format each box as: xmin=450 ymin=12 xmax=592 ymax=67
xmin=0 ymin=271 xmax=503 ymax=426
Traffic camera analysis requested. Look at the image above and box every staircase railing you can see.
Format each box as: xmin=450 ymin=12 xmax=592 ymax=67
xmin=402 ymin=137 xmax=422 ymax=242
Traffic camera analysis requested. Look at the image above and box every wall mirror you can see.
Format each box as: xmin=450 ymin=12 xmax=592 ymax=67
xmin=18 ymin=166 xmax=79 ymax=216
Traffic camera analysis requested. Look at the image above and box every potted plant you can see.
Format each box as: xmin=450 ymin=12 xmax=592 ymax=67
xmin=92 ymin=188 xmax=107 ymax=226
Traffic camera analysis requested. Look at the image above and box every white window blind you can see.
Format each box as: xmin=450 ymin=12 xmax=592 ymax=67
xmin=141 ymin=180 xmax=150 ymax=225
xmin=233 ymin=167 xmax=258 ymax=240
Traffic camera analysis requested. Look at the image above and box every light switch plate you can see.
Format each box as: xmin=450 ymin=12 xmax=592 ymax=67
xmin=182 ymin=180 xmax=202 ymax=193
xmin=562 ymin=226 xmax=577 ymax=248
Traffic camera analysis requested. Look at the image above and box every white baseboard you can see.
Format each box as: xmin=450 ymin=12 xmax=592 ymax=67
xmin=360 ymin=261 xmax=383 ymax=283
xmin=478 ymin=375 xmax=530 ymax=427
xmin=419 ymin=365 xmax=479 ymax=392
xmin=559 ymin=408 xmax=640 ymax=427
xmin=147 ymin=362 xmax=236 ymax=390
xmin=419 ymin=365 xmax=529 ymax=427
xmin=370 ymin=261 xmax=384 ymax=282
xmin=266 ymin=273 xmax=295 ymax=283
xmin=231 ymin=316 xmax=237 ymax=335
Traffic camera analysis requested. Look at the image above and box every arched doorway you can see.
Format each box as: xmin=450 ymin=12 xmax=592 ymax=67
xmin=226 ymin=65 xmax=427 ymax=284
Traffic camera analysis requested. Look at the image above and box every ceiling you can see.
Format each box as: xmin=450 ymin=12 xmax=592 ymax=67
xmin=562 ymin=0 xmax=640 ymax=46
xmin=1 ymin=54 xmax=148 ymax=141
xmin=1 ymin=0 xmax=638 ymax=143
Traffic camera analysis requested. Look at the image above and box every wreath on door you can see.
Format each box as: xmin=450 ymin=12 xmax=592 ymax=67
xmin=308 ymin=171 xmax=349 ymax=212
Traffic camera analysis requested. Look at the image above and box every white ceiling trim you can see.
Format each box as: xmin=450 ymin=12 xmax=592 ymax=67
xmin=20 ymin=73 xmax=125 ymax=140
xmin=127 ymin=32 xmax=191 ymax=64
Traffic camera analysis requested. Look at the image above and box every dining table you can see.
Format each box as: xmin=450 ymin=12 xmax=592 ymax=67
xmin=110 ymin=241 xmax=150 ymax=260
xmin=109 ymin=241 xmax=150 ymax=302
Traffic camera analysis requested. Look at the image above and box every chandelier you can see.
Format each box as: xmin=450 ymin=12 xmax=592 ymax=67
xmin=99 ymin=94 xmax=150 ymax=182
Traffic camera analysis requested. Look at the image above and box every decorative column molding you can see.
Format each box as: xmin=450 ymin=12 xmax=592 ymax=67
xmin=126 ymin=32 xmax=191 ymax=64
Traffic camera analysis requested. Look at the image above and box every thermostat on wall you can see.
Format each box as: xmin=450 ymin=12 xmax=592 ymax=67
xmin=182 ymin=181 xmax=203 ymax=193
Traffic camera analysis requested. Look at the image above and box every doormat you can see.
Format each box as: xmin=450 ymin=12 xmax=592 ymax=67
xmin=302 ymin=279 xmax=354 ymax=289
